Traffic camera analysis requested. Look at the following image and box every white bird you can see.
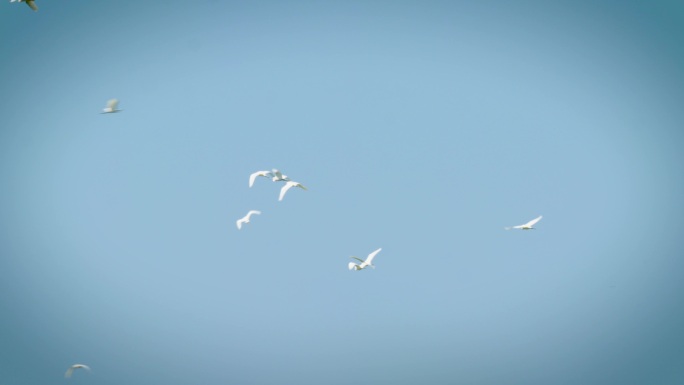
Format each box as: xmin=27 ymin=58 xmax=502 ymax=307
xmin=278 ymin=181 xmax=307 ymax=201
xmin=236 ymin=210 xmax=261 ymax=229
xmin=10 ymin=0 xmax=38 ymax=11
xmin=64 ymin=364 xmax=90 ymax=379
xmin=270 ymin=169 xmax=291 ymax=182
xmin=348 ymin=248 xmax=382 ymax=271
xmin=101 ymin=99 xmax=122 ymax=114
xmin=505 ymin=215 xmax=543 ymax=230
xmin=249 ymin=170 xmax=273 ymax=188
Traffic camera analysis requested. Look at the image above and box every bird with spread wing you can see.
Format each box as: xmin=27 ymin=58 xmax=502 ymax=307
xmin=348 ymin=248 xmax=382 ymax=271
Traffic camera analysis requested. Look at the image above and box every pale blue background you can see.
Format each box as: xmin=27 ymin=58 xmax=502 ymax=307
xmin=1 ymin=1 xmax=683 ymax=384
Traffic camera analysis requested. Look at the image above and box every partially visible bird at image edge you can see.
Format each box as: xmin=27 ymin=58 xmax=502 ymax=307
xmin=10 ymin=0 xmax=38 ymax=11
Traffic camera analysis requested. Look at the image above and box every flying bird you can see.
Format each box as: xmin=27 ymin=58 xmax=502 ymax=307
xmin=10 ymin=0 xmax=37 ymax=11
xmin=64 ymin=364 xmax=90 ymax=379
xmin=101 ymin=99 xmax=122 ymax=114
xmin=278 ymin=181 xmax=307 ymax=201
xmin=236 ymin=210 xmax=261 ymax=229
xmin=249 ymin=170 xmax=273 ymax=188
xmin=348 ymin=248 xmax=382 ymax=271
xmin=505 ymin=215 xmax=543 ymax=230
xmin=270 ymin=169 xmax=291 ymax=182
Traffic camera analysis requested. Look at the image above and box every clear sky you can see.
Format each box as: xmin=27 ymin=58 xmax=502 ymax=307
xmin=1 ymin=1 xmax=683 ymax=384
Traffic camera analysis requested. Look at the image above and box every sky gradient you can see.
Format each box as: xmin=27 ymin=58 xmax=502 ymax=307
xmin=1 ymin=1 xmax=683 ymax=384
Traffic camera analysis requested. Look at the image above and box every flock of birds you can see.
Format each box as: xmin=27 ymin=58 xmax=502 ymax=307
xmin=240 ymin=163 xmax=543 ymax=272
xmin=241 ymin=169 xmax=389 ymax=271
xmin=236 ymin=168 xmax=307 ymax=230
xmin=247 ymin=168 xmax=308 ymax=202
xmin=16 ymin=3 xmax=546 ymax=271
xmin=33 ymin=94 xmax=544 ymax=380
xmin=240 ymin=170 xmax=389 ymax=271
xmin=100 ymin=97 xmax=543 ymax=273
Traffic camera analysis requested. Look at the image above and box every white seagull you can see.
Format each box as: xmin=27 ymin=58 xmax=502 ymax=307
xmin=505 ymin=215 xmax=543 ymax=230
xmin=10 ymin=0 xmax=38 ymax=11
xmin=236 ymin=210 xmax=261 ymax=229
xmin=101 ymin=99 xmax=122 ymax=114
xmin=270 ymin=169 xmax=291 ymax=182
xmin=249 ymin=170 xmax=273 ymax=188
xmin=348 ymin=248 xmax=382 ymax=271
xmin=64 ymin=364 xmax=90 ymax=379
xmin=278 ymin=181 xmax=307 ymax=201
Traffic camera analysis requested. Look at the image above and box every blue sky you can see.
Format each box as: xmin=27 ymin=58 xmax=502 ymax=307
xmin=1 ymin=1 xmax=683 ymax=384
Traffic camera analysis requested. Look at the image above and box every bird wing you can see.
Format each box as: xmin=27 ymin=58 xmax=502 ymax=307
xmin=246 ymin=210 xmax=261 ymax=219
xmin=296 ymin=183 xmax=307 ymax=190
xmin=64 ymin=367 xmax=74 ymax=378
xmin=350 ymin=256 xmax=365 ymax=263
xmin=279 ymin=182 xmax=294 ymax=201
xmin=524 ymin=215 xmax=542 ymax=227
xmin=236 ymin=219 xmax=244 ymax=229
xmin=248 ymin=172 xmax=259 ymax=187
xmin=26 ymin=0 xmax=37 ymax=10
xmin=364 ymin=248 xmax=382 ymax=264
xmin=106 ymin=99 xmax=118 ymax=110
xmin=249 ymin=171 xmax=268 ymax=187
